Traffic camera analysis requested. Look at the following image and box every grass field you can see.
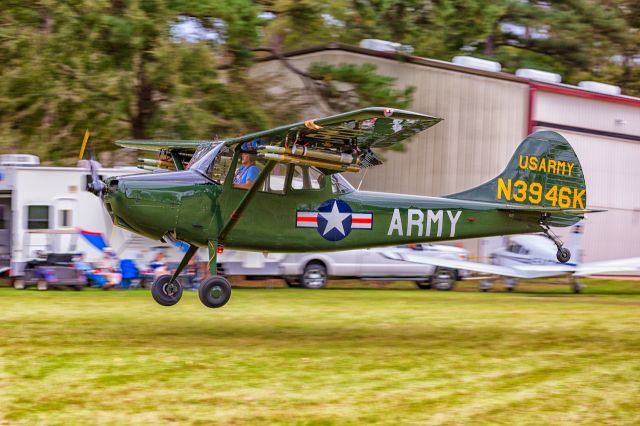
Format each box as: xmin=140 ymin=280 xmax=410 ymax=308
xmin=2 ymin=281 xmax=640 ymax=425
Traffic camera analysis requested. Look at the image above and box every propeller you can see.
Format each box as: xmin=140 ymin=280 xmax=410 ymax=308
xmin=79 ymin=129 xmax=106 ymax=197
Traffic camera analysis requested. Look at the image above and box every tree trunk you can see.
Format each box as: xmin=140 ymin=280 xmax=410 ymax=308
xmin=131 ymin=53 xmax=154 ymax=139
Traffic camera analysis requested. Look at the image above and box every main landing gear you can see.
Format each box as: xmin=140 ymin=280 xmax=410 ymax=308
xmin=539 ymin=217 xmax=571 ymax=263
xmin=151 ymin=241 xmax=232 ymax=308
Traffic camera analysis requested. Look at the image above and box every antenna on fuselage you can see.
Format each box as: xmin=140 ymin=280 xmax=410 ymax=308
xmin=356 ymin=167 xmax=369 ymax=191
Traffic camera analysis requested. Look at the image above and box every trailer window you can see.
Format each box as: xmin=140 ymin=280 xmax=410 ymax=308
xmin=27 ymin=206 xmax=50 ymax=230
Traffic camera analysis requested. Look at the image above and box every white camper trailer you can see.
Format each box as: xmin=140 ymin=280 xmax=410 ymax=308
xmin=0 ymin=155 xmax=183 ymax=277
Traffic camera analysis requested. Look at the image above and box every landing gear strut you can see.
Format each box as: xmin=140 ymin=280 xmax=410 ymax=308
xmin=539 ymin=217 xmax=571 ymax=263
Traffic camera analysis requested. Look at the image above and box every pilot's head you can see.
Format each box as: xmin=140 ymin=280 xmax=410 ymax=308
xmin=241 ymin=152 xmax=254 ymax=167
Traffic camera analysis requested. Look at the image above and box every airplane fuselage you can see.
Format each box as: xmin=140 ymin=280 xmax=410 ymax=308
xmin=105 ymin=170 xmax=544 ymax=252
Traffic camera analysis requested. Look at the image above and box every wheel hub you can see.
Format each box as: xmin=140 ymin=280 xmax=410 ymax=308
xmin=163 ymin=281 xmax=179 ymax=296
xmin=210 ymin=285 xmax=223 ymax=299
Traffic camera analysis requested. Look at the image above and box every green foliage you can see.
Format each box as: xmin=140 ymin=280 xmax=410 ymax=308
xmin=308 ymin=62 xmax=415 ymax=110
xmin=0 ymin=0 xmax=638 ymax=163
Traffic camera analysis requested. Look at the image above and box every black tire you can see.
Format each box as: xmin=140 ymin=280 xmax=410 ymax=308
xmin=284 ymin=278 xmax=300 ymax=288
xmin=198 ymin=276 xmax=232 ymax=308
xmin=415 ymin=280 xmax=432 ymax=290
xmin=557 ymin=248 xmax=571 ymax=263
xmin=433 ymin=267 xmax=456 ymax=291
xmin=301 ymin=262 xmax=327 ymax=289
xmin=572 ymin=280 xmax=585 ymax=294
xmin=151 ymin=274 xmax=183 ymax=307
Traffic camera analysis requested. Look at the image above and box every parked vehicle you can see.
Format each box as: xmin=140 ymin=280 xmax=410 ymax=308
xmin=13 ymin=253 xmax=86 ymax=290
xmin=219 ymin=244 xmax=468 ymax=290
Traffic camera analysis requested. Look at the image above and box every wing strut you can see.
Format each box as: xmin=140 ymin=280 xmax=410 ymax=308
xmin=218 ymin=160 xmax=276 ymax=242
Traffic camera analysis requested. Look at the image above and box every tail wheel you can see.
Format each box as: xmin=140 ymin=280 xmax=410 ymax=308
xmin=301 ymin=262 xmax=327 ymax=289
xmin=556 ymin=248 xmax=571 ymax=263
xmin=433 ymin=267 xmax=456 ymax=291
xmin=151 ymin=274 xmax=183 ymax=306
xmin=199 ymin=276 xmax=232 ymax=308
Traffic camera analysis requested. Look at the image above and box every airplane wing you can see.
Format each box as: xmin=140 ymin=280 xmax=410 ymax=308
xmin=114 ymin=139 xmax=207 ymax=152
xmin=398 ymin=254 xmax=563 ymax=279
xmin=400 ymin=253 xmax=640 ymax=280
xmin=116 ymin=107 xmax=442 ymax=172
xmin=574 ymin=257 xmax=640 ymax=277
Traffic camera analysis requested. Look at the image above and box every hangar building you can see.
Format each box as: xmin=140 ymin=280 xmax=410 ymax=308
xmin=252 ymin=44 xmax=640 ymax=262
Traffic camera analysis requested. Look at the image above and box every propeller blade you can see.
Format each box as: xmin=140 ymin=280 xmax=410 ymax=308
xmin=79 ymin=129 xmax=90 ymax=160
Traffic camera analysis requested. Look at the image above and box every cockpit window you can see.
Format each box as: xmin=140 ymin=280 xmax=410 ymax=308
xmin=331 ymin=173 xmax=355 ymax=194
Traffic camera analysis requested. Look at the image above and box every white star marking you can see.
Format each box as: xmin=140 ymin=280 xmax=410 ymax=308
xmin=319 ymin=201 xmax=351 ymax=236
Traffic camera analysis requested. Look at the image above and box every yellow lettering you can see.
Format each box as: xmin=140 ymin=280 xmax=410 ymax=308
xmin=558 ymin=186 xmax=571 ymax=208
xmin=538 ymin=158 xmax=547 ymax=173
xmin=529 ymin=156 xmax=538 ymax=171
xmin=519 ymin=155 xmax=528 ymax=169
xmin=573 ymin=188 xmax=585 ymax=209
xmin=567 ymin=162 xmax=575 ymax=176
xmin=557 ymin=161 xmax=566 ymax=175
xmin=529 ymin=182 xmax=542 ymax=204
xmin=544 ymin=185 xmax=558 ymax=206
xmin=548 ymin=159 xmax=556 ymax=174
xmin=513 ymin=180 xmax=527 ymax=202
xmin=497 ymin=178 xmax=512 ymax=201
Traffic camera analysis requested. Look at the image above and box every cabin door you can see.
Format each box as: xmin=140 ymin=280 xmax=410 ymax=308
xmin=53 ymin=197 xmax=78 ymax=253
xmin=0 ymin=194 xmax=10 ymax=268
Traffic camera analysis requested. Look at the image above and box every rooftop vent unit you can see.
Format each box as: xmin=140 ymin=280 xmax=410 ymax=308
xmin=515 ymin=68 xmax=561 ymax=84
xmin=452 ymin=56 xmax=501 ymax=73
xmin=359 ymin=39 xmax=413 ymax=54
xmin=578 ymin=81 xmax=621 ymax=96
xmin=0 ymin=154 xmax=40 ymax=167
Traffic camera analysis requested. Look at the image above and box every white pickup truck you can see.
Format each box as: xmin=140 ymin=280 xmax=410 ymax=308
xmin=218 ymin=244 xmax=469 ymax=290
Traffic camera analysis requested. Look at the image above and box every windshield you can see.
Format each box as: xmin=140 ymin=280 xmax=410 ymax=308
xmin=189 ymin=142 xmax=234 ymax=184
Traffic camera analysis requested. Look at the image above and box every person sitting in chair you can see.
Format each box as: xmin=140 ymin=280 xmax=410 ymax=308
xmin=233 ymin=152 xmax=259 ymax=189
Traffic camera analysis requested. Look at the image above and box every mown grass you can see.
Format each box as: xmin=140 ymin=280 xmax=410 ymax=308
xmin=1 ymin=282 xmax=640 ymax=425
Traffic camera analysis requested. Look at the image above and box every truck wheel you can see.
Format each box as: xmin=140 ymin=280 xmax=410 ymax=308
xmin=13 ymin=279 xmax=25 ymax=290
xmin=37 ymin=280 xmax=48 ymax=291
xmin=301 ymin=262 xmax=327 ymax=289
xmin=433 ymin=267 xmax=456 ymax=291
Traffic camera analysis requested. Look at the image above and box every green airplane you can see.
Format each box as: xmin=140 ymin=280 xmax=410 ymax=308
xmin=85 ymin=107 xmax=600 ymax=308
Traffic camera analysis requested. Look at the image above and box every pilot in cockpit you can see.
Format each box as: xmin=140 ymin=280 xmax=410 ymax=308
xmin=233 ymin=152 xmax=259 ymax=189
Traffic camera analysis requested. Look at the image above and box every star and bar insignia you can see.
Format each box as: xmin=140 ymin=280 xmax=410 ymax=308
xmin=296 ymin=199 xmax=373 ymax=241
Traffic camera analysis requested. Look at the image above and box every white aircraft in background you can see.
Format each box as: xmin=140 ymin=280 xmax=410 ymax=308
xmin=400 ymin=224 xmax=640 ymax=293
